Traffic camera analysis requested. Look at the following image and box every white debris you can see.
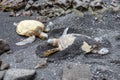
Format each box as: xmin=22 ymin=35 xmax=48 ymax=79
xmin=94 ymin=37 xmax=103 ymax=42
xmin=45 ymin=22 xmax=54 ymax=32
xmin=98 ymin=48 xmax=109 ymax=54
xmin=13 ymin=22 xmax=18 ymax=26
xmin=48 ymin=22 xmax=54 ymax=26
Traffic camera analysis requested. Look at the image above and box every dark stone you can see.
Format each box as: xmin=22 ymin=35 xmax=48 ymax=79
xmin=25 ymin=0 xmax=34 ymax=10
xmin=0 ymin=0 xmax=27 ymax=11
xmin=4 ymin=69 xmax=36 ymax=80
xmin=73 ymin=0 xmax=89 ymax=12
xmin=115 ymin=35 xmax=120 ymax=41
xmin=22 ymin=10 xmax=32 ymax=16
xmin=90 ymin=0 xmax=105 ymax=11
xmin=0 ymin=39 xmax=10 ymax=55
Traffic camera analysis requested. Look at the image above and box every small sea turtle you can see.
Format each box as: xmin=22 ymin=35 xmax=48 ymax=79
xmin=14 ymin=20 xmax=50 ymax=45
xmin=41 ymin=28 xmax=109 ymax=57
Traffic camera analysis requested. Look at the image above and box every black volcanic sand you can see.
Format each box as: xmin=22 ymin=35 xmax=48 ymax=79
xmin=0 ymin=11 xmax=120 ymax=80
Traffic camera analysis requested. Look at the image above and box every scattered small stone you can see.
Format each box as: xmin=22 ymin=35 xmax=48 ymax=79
xmin=15 ymin=11 xmax=22 ymax=17
xmin=35 ymin=16 xmax=49 ymax=23
xmin=0 ymin=60 xmax=10 ymax=71
xmin=25 ymin=0 xmax=34 ymax=10
xmin=5 ymin=50 xmax=12 ymax=54
xmin=22 ymin=10 xmax=32 ymax=16
xmin=62 ymin=62 xmax=92 ymax=80
xmin=4 ymin=69 xmax=36 ymax=80
xmin=0 ymin=0 xmax=26 ymax=11
xmin=9 ymin=11 xmax=22 ymax=17
xmin=0 ymin=39 xmax=10 ymax=55
xmin=110 ymin=0 xmax=120 ymax=12
xmin=34 ymin=58 xmax=48 ymax=69
xmin=54 ymin=0 xmax=73 ymax=10
xmin=73 ymin=0 xmax=89 ymax=11
xmin=90 ymin=0 xmax=105 ymax=11
xmin=0 ymin=63 xmax=10 ymax=70
xmin=31 ymin=0 xmax=45 ymax=9
xmin=110 ymin=60 xmax=120 ymax=64
xmin=9 ymin=12 xmax=16 ymax=17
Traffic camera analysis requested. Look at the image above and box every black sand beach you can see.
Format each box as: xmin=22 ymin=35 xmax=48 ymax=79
xmin=0 ymin=0 xmax=120 ymax=80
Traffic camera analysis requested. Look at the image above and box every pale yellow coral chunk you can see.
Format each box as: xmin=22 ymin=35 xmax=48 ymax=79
xmin=81 ymin=41 xmax=92 ymax=53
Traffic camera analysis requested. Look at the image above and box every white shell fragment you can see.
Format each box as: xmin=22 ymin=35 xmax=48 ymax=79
xmin=81 ymin=41 xmax=92 ymax=53
xmin=98 ymin=48 xmax=109 ymax=54
xmin=13 ymin=22 xmax=18 ymax=26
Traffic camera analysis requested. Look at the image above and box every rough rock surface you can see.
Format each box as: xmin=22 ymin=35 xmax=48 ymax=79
xmin=0 ymin=0 xmax=26 ymax=11
xmin=1 ymin=0 xmax=120 ymax=18
xmin=0 ymin=71 xmax=6 ymax=80
xmin=4 ymin=69 xmax=36 ymax=80
xmin=62 ymin=62 xmax=92 ymax=80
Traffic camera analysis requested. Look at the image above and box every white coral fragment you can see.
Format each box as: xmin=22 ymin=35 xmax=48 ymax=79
xmin=98 ymin=48 xmax=109 ymax=54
